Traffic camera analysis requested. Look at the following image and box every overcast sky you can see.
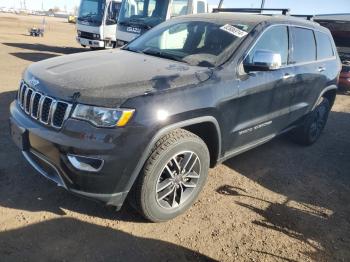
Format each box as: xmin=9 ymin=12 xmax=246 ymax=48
xmin=0 ymin=0 xmax=349 ymax=14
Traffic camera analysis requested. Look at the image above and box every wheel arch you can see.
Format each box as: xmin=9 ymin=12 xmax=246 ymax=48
xmin=122 ymin=116 xmax=222 ymax=198
xmin=312 ymin=84 xmax=337 ymax=110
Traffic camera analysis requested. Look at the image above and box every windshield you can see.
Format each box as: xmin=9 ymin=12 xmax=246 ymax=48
xmin=119 ymin=0 xmax=170 ymax=28
xmin=124 ymin=20 xmax=252 ymax=67
xmin=78 ymin=0 xmax=106 ymax=26
xmin=170 ymin=0 xmax=190 ymax=17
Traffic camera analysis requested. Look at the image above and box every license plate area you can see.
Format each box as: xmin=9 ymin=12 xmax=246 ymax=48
xmin=10 ymin=118 xmax=29 ymax=151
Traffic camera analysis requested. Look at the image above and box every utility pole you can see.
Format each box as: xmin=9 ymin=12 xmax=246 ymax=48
xmin=261 ymin=0 xmax=266 ymax=9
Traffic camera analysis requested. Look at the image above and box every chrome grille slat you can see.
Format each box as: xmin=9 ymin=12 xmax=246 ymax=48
xmin=38 ymin=95 xmax=45 ymax=121
xmin=18 ymin=80 xmax=24 ymax=102
xmin=49 ymin=100 xmax=58 ymax=126
xmin=40 ymin=97 xmax=53 ymax=124
xmin=31 ymin=92 xmax=42 ymax=119
xmin=24 ymin=88 xmax=31 ymax=113
xmin=16 ymin=80 xmax=72 ymax=129
xmin=20 ymin=84 xmax=28 ymax=109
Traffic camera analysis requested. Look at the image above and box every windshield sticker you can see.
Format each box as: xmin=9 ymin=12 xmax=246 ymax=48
xmin=220 ymin=24 xmax=248 ymax=38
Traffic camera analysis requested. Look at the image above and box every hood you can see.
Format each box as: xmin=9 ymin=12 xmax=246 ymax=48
xmin=24 ymin=49 xmax=212 ymax=107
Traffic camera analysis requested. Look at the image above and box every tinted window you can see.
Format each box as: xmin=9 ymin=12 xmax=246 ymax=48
xmin=106 ymin=1 xmax=121 ymax=25
xmin=119 ymin=0 xmax=170 ymax=26
xmin=245 ymin=26 xmax=289 ymax=66
xmin=316 ymin=32 xmax=334 ymax=60
xmin=197 ymin=1 xmax=206 ymax=13
xmin=126 ymin=21 xmax=252 ymax=67
xmin=291 ymin=27 xmax=316 ymax=63
xmin=78 ymin=0 xmax=105 ymax=25
xmin=171 ymin=0 xmax=190 ymax=16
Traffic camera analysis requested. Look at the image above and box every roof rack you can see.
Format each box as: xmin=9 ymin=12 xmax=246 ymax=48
xmin=212 ymin=8 xmax=291 ymax=15
xmin=291 ymin=14 xmax=314 ymax=21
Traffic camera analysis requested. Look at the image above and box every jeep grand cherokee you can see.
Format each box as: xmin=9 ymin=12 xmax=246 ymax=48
xmin=9 ymin=12 xmax=341 ymax=222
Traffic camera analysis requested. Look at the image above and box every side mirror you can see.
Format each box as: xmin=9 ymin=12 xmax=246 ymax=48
xmin=244 ymin=50 xmax=282 ymax=72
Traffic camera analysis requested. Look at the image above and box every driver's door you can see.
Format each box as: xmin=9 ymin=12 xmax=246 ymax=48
xmin=103 ymin=0 xmax=121 ymax=42
xmin=225 ymin=25 xmax=295 ymax=152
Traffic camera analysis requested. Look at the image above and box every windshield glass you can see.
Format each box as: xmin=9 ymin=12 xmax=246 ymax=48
xmin=119 ymin=0 xmax=170 ymax=28
xmin=170 ymin=0 xmax=190 ymax=17
xmin=124 ymin=20 xmax=252 ymax=67
xmin=78 ymin=0 xmax=106 ymax=26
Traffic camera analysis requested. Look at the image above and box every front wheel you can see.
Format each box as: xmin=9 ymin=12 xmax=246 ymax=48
xmin=132 ymin=129 xmax=210 ymax=222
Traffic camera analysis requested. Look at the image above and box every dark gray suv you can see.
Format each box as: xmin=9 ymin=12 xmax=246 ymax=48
xmin=9 ymin=11 xmax=341 ymax=222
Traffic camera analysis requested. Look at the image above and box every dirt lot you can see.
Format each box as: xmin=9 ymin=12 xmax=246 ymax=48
xmin=0 ymin=13 xmax=349 ymax=262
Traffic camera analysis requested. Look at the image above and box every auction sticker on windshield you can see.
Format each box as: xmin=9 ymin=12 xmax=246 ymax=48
xmin=220 ymin=24 xmax=248 ymax=38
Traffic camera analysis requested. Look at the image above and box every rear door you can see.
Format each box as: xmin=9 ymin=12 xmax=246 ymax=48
xmin=288 ymin=27 xmax=320 ymax=123
xmin=314 ymin=30 xmax=339 ymax=91
xmin=226 ymin=25 xmax=295 ymax=152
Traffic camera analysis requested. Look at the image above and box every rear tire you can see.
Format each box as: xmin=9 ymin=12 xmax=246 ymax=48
xmin=132 ymin=129 xmax=210 ymax=222
xmin=291 ymin=97 xmax=331 ymax=146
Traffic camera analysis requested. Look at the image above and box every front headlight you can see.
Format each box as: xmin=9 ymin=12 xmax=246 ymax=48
xmin=77 ymin=30 xmax=81 ymax=36
xmin=93 ymin=33 xmax=100 ymax=39
xmin=72 ymin=104 xmax=135 ymax=127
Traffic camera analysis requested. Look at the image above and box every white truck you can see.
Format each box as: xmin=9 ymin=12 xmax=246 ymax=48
xmin=115 ymin=0 xmax=210 ymax=47
xmin=76 ymin=0 xmax=122 ymax=49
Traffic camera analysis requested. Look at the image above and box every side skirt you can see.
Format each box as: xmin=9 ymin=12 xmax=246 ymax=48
xmin=217 ymin=125 xmax=297 ymax=164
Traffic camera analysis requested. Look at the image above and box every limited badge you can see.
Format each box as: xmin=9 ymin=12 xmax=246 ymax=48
xmin=220 ymin=24 xmax=248 ymax=38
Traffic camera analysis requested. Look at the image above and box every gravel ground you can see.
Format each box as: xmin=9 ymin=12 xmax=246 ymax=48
xmin=0 ymin=13 xmax=349 ymax=262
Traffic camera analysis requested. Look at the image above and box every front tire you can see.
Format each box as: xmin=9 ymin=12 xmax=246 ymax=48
xmin=133 ymin=129 xmax=210 ymax=222
xmin=291 ymin=97 xmax=331 ymax=146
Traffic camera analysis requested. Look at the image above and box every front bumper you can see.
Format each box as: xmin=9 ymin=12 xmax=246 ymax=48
xmin=9 ymin=101 xmax=151 ymax=209
xmin=76 ymin=37 xmax=105 ymax=48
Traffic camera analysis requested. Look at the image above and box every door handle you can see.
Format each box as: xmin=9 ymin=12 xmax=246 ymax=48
xmin=318 ymin=67 xmax=326 ymax=72
xmin=283 ymin=73 xmax=295 ymax=80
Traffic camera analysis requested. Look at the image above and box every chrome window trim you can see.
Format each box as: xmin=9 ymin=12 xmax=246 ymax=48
xmin=241 ymin=23 xmax=337 ymax=71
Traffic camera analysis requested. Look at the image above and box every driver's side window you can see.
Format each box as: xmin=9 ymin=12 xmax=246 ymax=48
xmin=106 ymin=1 xmax=120 ymax=25
xmin=245 ymin=26 xmax=289 ymax=66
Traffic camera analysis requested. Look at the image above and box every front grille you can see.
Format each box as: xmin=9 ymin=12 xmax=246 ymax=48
xmin=80 ymin=31 xmax=95 ymax=40
xmin=17 ymin=81 xmax=72 ymax=129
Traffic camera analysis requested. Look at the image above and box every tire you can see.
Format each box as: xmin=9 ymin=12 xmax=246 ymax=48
xmin=291 ymin=97 xmax=331 ymax=146
xmin=132 ymin=129 xmax=210 ymax=222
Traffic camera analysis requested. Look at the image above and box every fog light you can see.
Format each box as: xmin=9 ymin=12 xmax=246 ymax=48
xmin=67 ymin=154 xmax=104 ymax=172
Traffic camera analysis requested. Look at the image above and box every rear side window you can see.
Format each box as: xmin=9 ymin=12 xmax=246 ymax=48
xmin=245 ymin=26 xmax=289 ymax=66
xmin=315 ymin=31 xmax=334 ymax=60
xmin=291 ymin=27 xmax=316 ymax=64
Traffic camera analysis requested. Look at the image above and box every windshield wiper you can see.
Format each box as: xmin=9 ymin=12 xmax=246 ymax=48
xmin=123 ymin=46 xmax=144 ymax=54
xmin=142 ymin=49 xmax=185 ymax=63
